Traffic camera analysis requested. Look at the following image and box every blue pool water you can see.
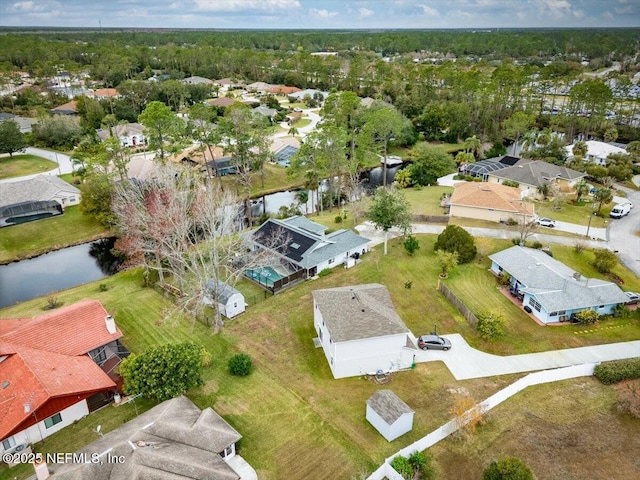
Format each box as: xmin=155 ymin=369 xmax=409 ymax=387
xmin=246 ymin=266 xmax=283 ymax=286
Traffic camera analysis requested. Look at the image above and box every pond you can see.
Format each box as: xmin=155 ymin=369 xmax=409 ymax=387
xmin=0 ymin=237 xmax=121 ymax=308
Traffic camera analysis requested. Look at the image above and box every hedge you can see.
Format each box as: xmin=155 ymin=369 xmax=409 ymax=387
xmin=593 ymin=358 xmax=640 ymax=384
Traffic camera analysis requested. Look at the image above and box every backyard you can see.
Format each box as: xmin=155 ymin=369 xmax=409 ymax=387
xmin=1 ymin=235 xmax=639 ymax=480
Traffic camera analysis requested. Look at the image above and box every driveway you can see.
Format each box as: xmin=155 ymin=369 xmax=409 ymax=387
xmin=0 ymin=147 xmax=74 ymax=184
xmin=608 ymin=179 xmax=640 ymax=277
xmin=414 ymin=334 xmax=640 ymax=380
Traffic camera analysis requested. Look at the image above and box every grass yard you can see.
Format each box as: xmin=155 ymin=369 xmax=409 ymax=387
xmin=1 ymin=235 xmax=638 ymax=480
xmin=291 ymin=118 xmax=312 ymax=129
xmin=403 ymin=186 xmax=454 ymax=216
xmin=0 ymin=205 xmax=110 ymax=264
xmin=217 ymin=162 xmax=304 ymax=197
xmin=429 ymin=377 xmax=640 ymax=480
xmin=536 ymin=197 xmax=613 ymax=227
xmin=0 ymin=154 xmax=57 ymax=179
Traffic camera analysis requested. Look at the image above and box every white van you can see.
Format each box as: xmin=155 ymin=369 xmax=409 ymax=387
xmin=610 ymin=203 xmax=631 ymax=219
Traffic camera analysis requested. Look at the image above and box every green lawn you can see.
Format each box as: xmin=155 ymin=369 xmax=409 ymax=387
xmin=1 ymin=235 xmax=638 ymax=480
xmin=403 ymin=186 xmax=454 ymax=216
xmin=291 ymin=118 xmax=312 ymax=129
xmin=0 ymin=205 xmax=110 ymax=264
xmin=535 ymin=197 xmax=613 ymax=227
xmin=0 ymin=154 xmax=57 ymax=179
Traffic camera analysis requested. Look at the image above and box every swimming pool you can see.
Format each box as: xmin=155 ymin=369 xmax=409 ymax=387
xmin=246 ymin=266 xmax=284 ymax=287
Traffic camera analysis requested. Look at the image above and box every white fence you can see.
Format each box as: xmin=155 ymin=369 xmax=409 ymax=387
xmin=366 ymin=363 xmax=596 ymax=480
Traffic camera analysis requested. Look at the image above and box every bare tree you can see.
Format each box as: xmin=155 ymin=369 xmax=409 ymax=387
xmin=517 ymin=215 xmax=538 ymax=246
xmin=112 ymin=163 xmax=283 ymax=331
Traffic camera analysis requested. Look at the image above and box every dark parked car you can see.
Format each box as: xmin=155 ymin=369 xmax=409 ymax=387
xmin=418 ymin=334 xmax=452 ymax=351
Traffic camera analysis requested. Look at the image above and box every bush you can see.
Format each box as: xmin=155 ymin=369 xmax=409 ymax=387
xmin=334 ymin=215 xmax=343 ymax=224
xmin=434 ymin=225 xmax=477 ymax=264
xmin=476 ymin=311 xmax=506 ymax=340
xmin=390 ymin=452 xmax=436 ymax=480
xmin=390 ymin=455 xmax=413 ymax=479
xmin=502 ymin=180 xmax=520 ymax=188
xmin=201 ymin=347 xmax=213 ymax=367
xmin=530 ymin=240 xmax=543 ymax=249
xmin=574 ymin=309 xmax=599 ymax=325
xmin=592 ymin=248 xmax=618 ymax=274
xmin=505 ymin=218 xmax=518 ymax=226
xmin=403 ymin=235 xmax=420 ymax=256
xmin=99 ymin=283 xmax=109 ymax=292
xmin=574 ymin=240 xmax=587 ymax=253
xmin=483 ymin=457 xmax=533 ymax=480
xmin=594 ymin=358 xmax=640 ymax=384
xmin=228 ymin=353 xmax=253 ymax=376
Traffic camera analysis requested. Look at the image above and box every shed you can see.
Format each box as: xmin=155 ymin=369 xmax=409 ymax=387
xmin=366 ymin=390 xmax=414 ymax=442
xmin=204 ymin=280 xmax=246 ymax=319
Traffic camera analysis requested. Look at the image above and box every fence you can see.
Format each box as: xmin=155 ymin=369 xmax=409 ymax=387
xmin=366 ymin=363 xmax=597 ymax=480
xmin=437 ymin=280 xmax=478 ymax=327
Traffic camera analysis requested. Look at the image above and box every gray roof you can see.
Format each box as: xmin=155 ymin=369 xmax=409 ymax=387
xmin=366 ymin=390 xmax=414 ymax=425
xmin=489 ymin=159 xmax=585 ymax=187
xmin=283 ymin=215 xmax=327 ymax=235
xmin=289 ymin=89 xmax=329 ymax=100
xmin=490 ymin=246 xmax=629 ymax=312
xmin=205 ymin=279 xmax=242 ymax=304
xmin=182 ymin=76 xmax=213 ymax=85
xmin=312 ymin=284 xmax=409 ymax=342
xmin=0 ymin=175 xmax=80 ymax=208
xmin=50 ymin=396 xmax=242 ymax=480
xmin=252 ymin=106 xmax=277 ymax=117
xmin=303 ymin=229 xmax=369 ymax=269
xmin=97 ymin=123 xmax=144 ymax=141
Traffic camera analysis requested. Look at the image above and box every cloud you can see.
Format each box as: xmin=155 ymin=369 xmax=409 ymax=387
xmin=359 ymin=7 xmax=374 ymax=17
xmin=8 ymin=0 xmax=57 ymax=13
xmin=192 ymin=0 xmax=301 ymax=12
xmin=417 ymin=4 xmax=439 ymax=17
xmin=309 ymin=8 xmax=338 ymax=19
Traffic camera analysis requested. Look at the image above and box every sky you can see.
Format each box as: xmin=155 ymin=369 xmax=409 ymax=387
xmin=1 ymin=0 xmax=639 ymax=29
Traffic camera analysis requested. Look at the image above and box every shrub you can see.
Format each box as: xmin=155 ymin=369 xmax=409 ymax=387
xmin=476 ymin=311 xmax=506 ymax=340
xmin=592 ymin=248 xmax=618 ymax=274
xmin=574 ymin=240 xmax=587 ymax=254
xmin=502 ymin=180 xmax=520 ymax=188
xmin=318 ymin=268 xmax=332 ymax=277
xmin=574 ymin=309 xmax=599 ymax=325
xmin=390 ymin=455 xmax=413 ymax=479
xmin=403 ymin=235 xmax=420 ymax=256
xmin=434 ymin=225 xmax=477 ymax=264
xmin=228 ymin=353 xmax=253 ymax=376
xmin=200 ymin=347 xmax=213 ymax=367
xmin=483 ymin=457 xmax=533 ymax=480
xmin=334 ymin=215 xmax=343 ymax=224
xmin=530 ymin=240 xmax=543 ymax=249
xmin=99 ymin=283 xmax=109 ymax=292
xmin=594 ymin=358 xmax=640 ymax=384
xmin=505 ymin=218 xmax=518 ymax=226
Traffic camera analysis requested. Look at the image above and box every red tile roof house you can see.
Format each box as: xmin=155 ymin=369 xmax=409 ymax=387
xmin=0 ymin=300 xmax=129 ymax=456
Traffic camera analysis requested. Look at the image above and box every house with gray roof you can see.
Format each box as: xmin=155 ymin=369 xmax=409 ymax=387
xmin=489 ymin=246 xmax=629 ymax=324
xmin=96 ymin=122 xmax=145 ymax=147
xmin=46 ymin=395 xmax=255 ymax=480
xmin=486 ymin=158 xmax=585 ymax=198
xmin=204 ymin=279 xmax=246 ymax=319
xmin=312 ymin=284 xmax=416 ymax=379
xmin=366 ymin=390 xmax=414 ymax=442
xmin=249 ymin=216 xmax=371 ymax=290
xmin=0 ymin=175 xmax=80 ymax=227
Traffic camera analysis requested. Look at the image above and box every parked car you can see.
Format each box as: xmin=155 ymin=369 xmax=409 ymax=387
xmin=537 ymin=217 xmax=556 ymax=228
xmin=418 ymin=334 xmax=451 ymax=351
xmin=610 ymin=203 xmax=631 ymax=219
xmin=624 ymin=291 xmax=640 ymax=304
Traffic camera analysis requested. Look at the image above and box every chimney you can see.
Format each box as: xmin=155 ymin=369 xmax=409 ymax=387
xmin=33 ymin=459 xmax=50 ymax=480
xmin=105 ymin=315 xmax=116 ymax=335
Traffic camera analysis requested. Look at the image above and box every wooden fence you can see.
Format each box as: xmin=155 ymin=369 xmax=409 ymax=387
xmin=437 ymin=280 xmax=478 ymax=327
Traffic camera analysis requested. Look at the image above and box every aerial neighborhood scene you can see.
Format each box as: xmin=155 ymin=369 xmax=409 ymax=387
xmin=2 ymin=1 xmax=640 ymax=479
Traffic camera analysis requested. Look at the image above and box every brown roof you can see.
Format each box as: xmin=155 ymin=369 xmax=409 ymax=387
xmin=51 ymin=100 xmax=78 ymax=113
xmin=450 ymin=182 xmax=535 ymax=216
xmin=206 ymin=97 xmax=237 ymax=107
xmin=89 ymin=88 xmax=119 ymax=98
xmin=268 ymin=85 xmax=302 ymax=95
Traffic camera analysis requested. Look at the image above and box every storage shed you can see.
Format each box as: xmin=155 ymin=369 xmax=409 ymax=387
xmin=204 ymin=280 xmax=246 ymax=319
xmin=366 ymin=390 xmax=414 ymax=442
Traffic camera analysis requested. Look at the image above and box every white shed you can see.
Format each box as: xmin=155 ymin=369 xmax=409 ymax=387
xmin=366 ymin=390 xmax=414 ymax=442
xmin=204 ymin=280 xmax=246 ymax=319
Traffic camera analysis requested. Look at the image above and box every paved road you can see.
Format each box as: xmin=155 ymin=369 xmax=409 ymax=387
xmin=608 ymin=179 xmax=640 ymax=277
xmin=414 ymin=334 xmax=640 ymax=380
xmin=355 ymin=221 xmax=607 ymax=249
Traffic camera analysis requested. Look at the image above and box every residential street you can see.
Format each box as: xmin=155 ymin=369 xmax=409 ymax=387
xmin=608 ymin=178 xmax=640 ymax=277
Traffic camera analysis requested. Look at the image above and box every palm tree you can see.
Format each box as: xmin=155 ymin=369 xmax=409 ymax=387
xmin=521 ymin=129 xmax=539 ymax=153
xmin=537 ymin=182 xmax=551 ymax=200
xmin=304 ymin=169 xmax=320 ymax=215
xmin=594 ymin=187 xmax=613 ymax=213
xmin=295 ymin=189 xmax=309 ymax=215
xmin=464 ymin=135 xmax=482 ymax=160
xmin=288 ymin=126 xmax=299 ymax=138
xmin=572 ymin=140 xmax=588 ymax=158
xmin=574 ymin=179 xmax=589 ymax=203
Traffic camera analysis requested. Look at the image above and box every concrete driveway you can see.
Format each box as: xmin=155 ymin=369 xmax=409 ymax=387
xmin=414 ymin=334 xmax=640 ymax=380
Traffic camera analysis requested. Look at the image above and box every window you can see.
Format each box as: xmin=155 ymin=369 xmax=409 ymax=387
xmin=69 ymin=196 xmax=76 ymax=202
xmin=318 ymin=328 xmax=323 ymax=341
xmin=328 ymin=258 xmax=334 ymax=264
xmin=89 ymin=346 xmax=107 ymax=364
xmin=550 ymin=311 xmax=558 ymax=317
xmin=528 ymin=297 xmax=542 ymax=312
xmin=220 ymin=445 xmax=234 ymax=458
xmin=233 ymin=302 xmax=237 ymax=308
xmin=44 ymin=413 xmax=62 ymax=429
xmin=598 ymin=305 xmax=605 ymax=309
xmin=2 ymin=437 xmax=15 ymax=451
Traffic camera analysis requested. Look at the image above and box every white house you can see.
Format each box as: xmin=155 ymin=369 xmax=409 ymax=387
xmin=489 ymin=246 xmax=629 ymax=324
xmin=204 ymin=279 xmax=246 ymax=319
xmin=366 ymin=390 xmax=414 ymax=442
xmin=96 ymin=122 xmax=146 ymax=148
xmin=312 ymin=284 xmax=416 ymax=379
xmin=565 ymin=140 xmax=627 ymax=166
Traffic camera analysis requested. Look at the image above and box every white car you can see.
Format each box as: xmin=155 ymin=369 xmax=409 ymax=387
xmin=624 ymin=292 xmax=640 ymax=305
xmin=537 ymin=218 xmax=556 ymax=228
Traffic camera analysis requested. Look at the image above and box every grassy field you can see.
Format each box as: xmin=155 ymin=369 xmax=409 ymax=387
xmin=403 ymin=186 xmax=454 ymax=216
xmin=536 ymin=197 xmax=613 ymax=227
xmin=0 ymin=154 xmax=57 ymax=179
xmin=0 ymin=205 xmax=110 ymax=264
xmin=430 ymin=377 xmax=640 ymax=479
xmin=1 ymin=235 xmax=638 ymax=480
